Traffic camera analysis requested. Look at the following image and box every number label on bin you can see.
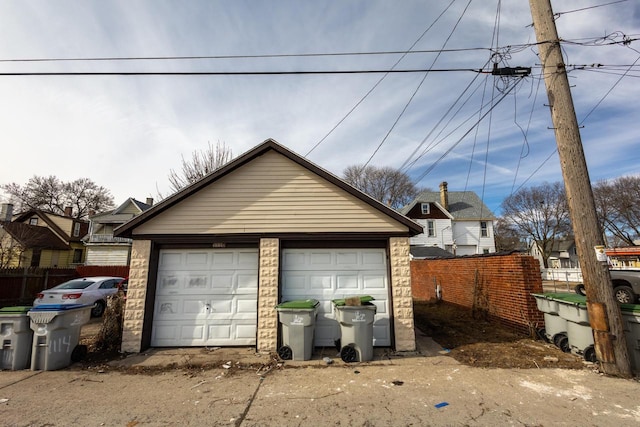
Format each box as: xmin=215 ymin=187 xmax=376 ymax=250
xmin=352 ymin=312 xmax=367 ymax=322
xmin=292 ymin=315 xmax=304 ymax=325
xmin=49 ymin=335 xmax=72 ymax=354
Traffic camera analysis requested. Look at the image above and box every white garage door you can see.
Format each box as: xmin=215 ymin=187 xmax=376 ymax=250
xmin=151 ymin=248 xmax=259 ymax=347
xmin=281 ymin=248 xmax=390 ymax=347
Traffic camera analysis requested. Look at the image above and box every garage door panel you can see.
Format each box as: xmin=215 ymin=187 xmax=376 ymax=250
xmin=152 ymin=248 xmax=258 ymax=347
xmin=336 ymin=251 xmax=358 ymax=265
xmin=363 ymin=274 xmax=386 ymax=289
xmin=336 ymin=274 xmax=358 ymax=290
xmin=237 ymin=273 xmax=259 ymax=290
xmin=310 ymin=275 xmax=333 ymax=290
xmin=281 ymin=248 xmax=391 ymax=347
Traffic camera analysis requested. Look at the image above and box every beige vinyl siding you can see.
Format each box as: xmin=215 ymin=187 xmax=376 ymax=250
xmin=120 ymin=202 xmax=141 ymax=215
xmin=134 ymin=151 xmax=408 ymax=235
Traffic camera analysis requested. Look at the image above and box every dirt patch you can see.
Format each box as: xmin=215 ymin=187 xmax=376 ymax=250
xmin=413 ymin=300 xmax=587 ymax=370
xmin=78 ymin=300 xmax=589 ymax=372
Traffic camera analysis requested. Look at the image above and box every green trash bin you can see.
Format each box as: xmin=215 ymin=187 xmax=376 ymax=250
xmin=0 ymin=306 xmax=33 ymax=370
xmin=28 ymin=304 xmax=92 ymax=371
xmin=276 ymin=299 xmax=319 ymax=361
xmin=333 ymin=296 xmax=376 ymax=363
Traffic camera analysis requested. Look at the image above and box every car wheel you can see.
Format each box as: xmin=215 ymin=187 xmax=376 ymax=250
xmin=575 ymin=284 xmax=586 ymax=296
xmin=614 ymin=286 xmax=635 ymax=304
xmin=91 ymin=300 xmax=106 ymax=317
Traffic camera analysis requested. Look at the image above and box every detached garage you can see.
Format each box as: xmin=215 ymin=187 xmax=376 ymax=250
xmin=116 ymin=139 xmax=422 ymax=354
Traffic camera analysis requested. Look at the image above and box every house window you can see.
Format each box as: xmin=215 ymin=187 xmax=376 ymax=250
xmin=29 ymin=218 xmax=38 ymax=225
xmin=483 ymin=248 xmax=490 ymax=254
xmin=73 ymin=222 xmax=81 ymax=237
xmin=427 ymin=220 xmax=435 ymax=237
xmin=421 ymin=203 xmax=430 ymax=215
xmin=73 ymin=249 xmax=83 ymax=264
xmin=480 ymin=221 xmax=488 ymax=237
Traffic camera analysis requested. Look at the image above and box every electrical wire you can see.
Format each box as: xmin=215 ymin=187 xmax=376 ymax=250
xmin=361 ymin=0 xmax=474 ymax=167
xmin=0 ymin=68 xmax=483 ymax=76
xmin=304 ymin=0 xmax=458 ymax=157
xmin=412 ymin=78 xmax=524 ymax=184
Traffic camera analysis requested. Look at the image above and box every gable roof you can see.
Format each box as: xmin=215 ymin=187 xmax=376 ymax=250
xmin=12 ymin=209 xmax=89 ymax=243
xmin=116 ymin=139 xmax=423 ymax=237
xmin=90 ymin=198 xmax=152 ymax=224
xmin=401 ymin=190 xmax=496 ymax=220
xmin=114 ymin=198 xmax=152 ymax=214
xmin=1 ymin=222 xmax=70 ymax=250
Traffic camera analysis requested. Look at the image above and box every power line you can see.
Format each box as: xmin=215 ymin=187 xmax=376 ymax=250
xmin=362 ymin=0 xmax=474 ymax=167
xmin=0 ymin=68 xmax=484 ymax=77
xmin=411 ymin=78 xmax=524 ymax=184
xmin=304 ymin=0 xmax=458 ymax=157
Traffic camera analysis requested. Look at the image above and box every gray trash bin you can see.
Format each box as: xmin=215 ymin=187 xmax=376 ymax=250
xmin=620 ymin=304 xmax=640 ymax=375
xmin=28 ymin=304 xmax=92 ymax=371
xmin=0 ymin=306 xmax=33 ymax=370
xmin=555 ymin=294 xmax=595 ymax=362
xmin=276 ymin=299 xmax=319 ymax=361
xmin=333 ymin=296 xmax=376 ymax=363
xmin=532 ymin=293 xmax=570 ymax=352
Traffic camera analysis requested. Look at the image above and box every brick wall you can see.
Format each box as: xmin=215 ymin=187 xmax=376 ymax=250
xmin=411 ymin=253 xmax=544 ymax=335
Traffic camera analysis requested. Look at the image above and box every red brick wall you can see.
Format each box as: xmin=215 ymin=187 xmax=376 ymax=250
xmin=411 ymin=253 xmax=544 ymax=335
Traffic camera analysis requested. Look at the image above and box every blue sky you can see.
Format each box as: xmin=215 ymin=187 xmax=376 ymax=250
xmin=0 ymin=0 xmax=638 ymax=215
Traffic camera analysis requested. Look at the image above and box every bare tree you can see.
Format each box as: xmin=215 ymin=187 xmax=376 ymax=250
xmin=493 ymin=217 xmax=525 ymax=252
xmin=167 ymin=141 xmax=233 ymax=193
xmin=343 ymin=164 xmax=419 ymax=209
xmin=593 ymin=176 xmax=640 ymax=246
xmin=500 ymin=182 xmax=571 ymax=268
xmin=1 ymin=176 xmax=114 ymax=220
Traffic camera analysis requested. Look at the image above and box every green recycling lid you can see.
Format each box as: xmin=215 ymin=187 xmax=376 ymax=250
xmin=276 ymin=299 xmax=319 ymax=309
xmin=0 ymin=306 xmax=32 ymax=314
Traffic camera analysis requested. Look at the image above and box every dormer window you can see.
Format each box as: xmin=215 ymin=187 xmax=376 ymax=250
xmin=73 ymin=222 xmax=81 ymax=237
xmin=421 ymin=203 xmax=430 ymax=215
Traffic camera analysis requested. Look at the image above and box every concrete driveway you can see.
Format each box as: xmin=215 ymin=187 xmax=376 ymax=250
xmin=1 ymin=332 xmax=639 ymax=426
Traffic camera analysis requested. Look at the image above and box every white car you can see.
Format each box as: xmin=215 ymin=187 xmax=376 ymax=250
xmin=33 ymin=276 xmax=125 ymax=317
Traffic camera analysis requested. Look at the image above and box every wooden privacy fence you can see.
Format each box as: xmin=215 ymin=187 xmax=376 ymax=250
xmin=0 ymin=266 xmax=130 ymax=307
xmin=411 ymin=252 xmax=544 ymax=335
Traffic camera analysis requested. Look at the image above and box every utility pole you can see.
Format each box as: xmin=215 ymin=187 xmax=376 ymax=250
xmin=529 ymin=0 xmax=631 ymax=377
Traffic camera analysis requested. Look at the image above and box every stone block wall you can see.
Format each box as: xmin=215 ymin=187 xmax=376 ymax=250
xmin=121 ymin=239 xmax=151 ymax=353
xmin=389 ymin=237 xmax=416 ymax=351
xmin=257 ymin=238 xmax=279 ymax=353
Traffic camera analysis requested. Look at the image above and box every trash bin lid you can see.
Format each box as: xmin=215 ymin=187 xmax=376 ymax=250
xmin=332 ymin=295 xmax=375 ymax=306
xmin=276 ymin=299 xmax=319 ymax=309
xmin=30 ymin=303 xmax=89 ymax=311
xmin=0 ymin=306 xmax=32 ymax=314
xmin=621 ymin=303 xmax=640 ymax=314
xmin=533 ymin=293 xmax=585 ymax=305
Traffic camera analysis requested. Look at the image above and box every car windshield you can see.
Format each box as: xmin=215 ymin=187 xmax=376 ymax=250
xmin=54 ymin=279 xmax=95 ymax=290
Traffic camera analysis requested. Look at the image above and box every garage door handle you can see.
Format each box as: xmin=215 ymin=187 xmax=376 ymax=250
xmin=204 ymin=304 xmax=211 ymax=312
